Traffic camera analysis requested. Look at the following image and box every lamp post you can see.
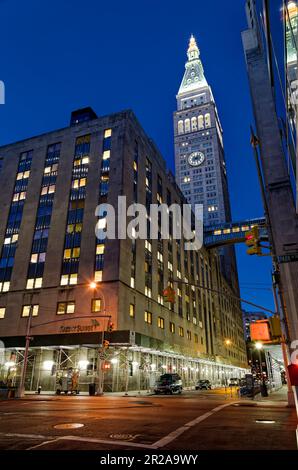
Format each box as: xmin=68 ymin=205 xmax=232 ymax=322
xmin=89 ymin=282 xmax=108 ymax=396
xmin=255 ymin=341 xmax=263 ymax=378
xmin=16 ymin=281 xmax=109 ymax=398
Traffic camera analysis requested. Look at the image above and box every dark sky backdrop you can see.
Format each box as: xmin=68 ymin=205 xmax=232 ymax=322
xmin=0 ymin=0 xmax=282 ymax=313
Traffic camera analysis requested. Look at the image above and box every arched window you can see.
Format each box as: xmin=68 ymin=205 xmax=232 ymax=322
xmin=198 ymin=115 xmax=204 ymax=130
xmin=205 ymin=113 xmax=211 ymax=128
xmin=184 ymin=119 xmax=190 ymax=133
xmin=191 ymin=117 xmax=197 ymax=132
xmin=178 ymin=120 xmax=184 ymax=135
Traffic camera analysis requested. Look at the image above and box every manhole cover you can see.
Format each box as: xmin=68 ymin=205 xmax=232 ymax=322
xmin=54 ymin=423 xmax=84 ymax=429
xmin=109 ymin=433 xmax=135 ymax=441
xmin=255 ymin=419 xmax=276 ymax=424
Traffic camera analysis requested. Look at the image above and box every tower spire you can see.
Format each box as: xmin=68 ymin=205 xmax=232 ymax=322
xmin=177 ymin=34 xmax=207 ymax=97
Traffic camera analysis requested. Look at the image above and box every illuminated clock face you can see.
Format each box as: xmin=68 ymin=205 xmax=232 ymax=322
xmin=188 ymin=151 xmax=205 ymax=167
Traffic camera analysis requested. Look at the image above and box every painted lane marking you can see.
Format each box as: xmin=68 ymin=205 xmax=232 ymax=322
xmin=151 ymin=401 xmax=238 ymax=449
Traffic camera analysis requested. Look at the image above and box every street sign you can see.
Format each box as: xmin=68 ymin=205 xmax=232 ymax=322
xmin=277 ymin=253 xmax=298 ymax=264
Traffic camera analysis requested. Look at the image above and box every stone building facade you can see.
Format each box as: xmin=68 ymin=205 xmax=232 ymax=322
xmin=0 ymin=108 xmax=247 ymax=393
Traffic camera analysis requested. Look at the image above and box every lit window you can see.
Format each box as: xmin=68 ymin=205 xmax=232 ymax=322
xmin=69 ymin=274 xmax=77 ymax=285
xmin=26 ymin=279 xmax=34 ymax=289
xmin=91 ymin=299 xmax=101 ymax=313
xmin=205 ymin=113 xmax=211 ymax=128
xmin=72 ymin=247 xmax=80 ymax=258
xmin=179 ymin=327 xmax=184 ymax=337
xmin=94 ymin=271 xmax=102 ymax=282
xmin=30 ymin=254 xmax=38 ymax=263
xmin=35 ymin=278 xmax=43 ymax=288
xmin=22 ymin=305 xmax=39 ymax=317
xmin=129 ymin=304 xmax=135 ymax=318
xmin=187 ymin=330 xmax=191 ymax=340
xmin=60 ymin=275 xmax=68 ymax=286
xmin=0 ymin=308 xmax=5 ymax=319
xmin=48 ymin=185 xmax=55 ymax=194
xmin=64 ymin=249 xmax=71 ymax=259
xmin=133 ymin=161 xmax=138 ymax=171
xmin=144 ymin=311 xmax=152 ymax=324
xmin=82 ymin=157 xmax=89 ymax=165
xmin=191 ymin=117 xmax=197 ymax=132
xmin=102 ymin=150 xmax=110 ymax=160
xmin=96 ymin=244 xmax=105 ymax=255
xmin=58 ymin=301 xmax=75 ymax=315
xmin=2 ymin=282 xmax=10 ymax=292
xmin=184 ymin=119 xmax=190 ymax=133
xmin=170 ymin=322 xmax=175 ymax=334
xmin=145 ymin=286 xmax=152 ymax=298
xmin=19 ymin=192 xmax=26 ymax=200
xmin=158 ymin=317 xmax=165 ymax=329
xmin=11 ymin=234 xmax=18 ymax=243
xmin=44 ymin=166 xmax=51 ymax=174
xmin=130 ymin=277 xmax=135 ymax=288
xmin=198 ymin=115 xmax=204 ymax=130
xmin=4 ymin=238 xmax=11 ymax=245
xmin=104 ymin=129 xmax=112 ymax=138
xmin=178 ymin=120 xmax=184 ymax=135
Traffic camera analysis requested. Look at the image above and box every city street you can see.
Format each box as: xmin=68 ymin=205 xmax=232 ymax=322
xmin=0 ymin=388 xmax=296 ymax=451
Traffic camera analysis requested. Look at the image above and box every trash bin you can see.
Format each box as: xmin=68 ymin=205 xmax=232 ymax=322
xmin=89 ymin=383 xmax=96 ymax=396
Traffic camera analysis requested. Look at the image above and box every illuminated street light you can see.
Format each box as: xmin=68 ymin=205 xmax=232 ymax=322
xmin=89 ymin=281 xmax=97 ymax=289
xmin=255 ymin=341 xmax=263 ymax=350
xmin=225 ymin=339 xmax=232 ymax=346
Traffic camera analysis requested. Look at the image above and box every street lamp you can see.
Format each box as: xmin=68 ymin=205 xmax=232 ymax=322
xmin=16 ymin=281 xmax=109 ymax=398
xmin=255 ymin=342 xmax=263 ymax=377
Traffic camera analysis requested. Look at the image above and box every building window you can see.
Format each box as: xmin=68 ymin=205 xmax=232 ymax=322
xmin=94 ymin=270 xmax=102 ymax=282
xmin=144 ymin=311 xmax=152 ymax=324
xmin=57 ymin=301 xmax=75 ymax=315
xmin=178 ymin=120 xmax=184 ymax=135
xmin=184 ymin=119 xmax=190 ymax=133
xmin=60 ymin=273 xmax=78 ymax=286
xmin=179 ymin=327 xmax=184 ymax=337
xmin=158 ymin=317 xmax=165 ymax=329
xmin=91 ymin=299 xmax=101 ymax=313
xmin=26 ymin=278 xmax=43 ymax=289
xmin=104 ymin=129 xmax=112 ymax=138
xmin=169 ymin=322 xmax=175 ymax=334
xmin=129 ymin=304 xmax=135 ymax=318
xmin=0 ymin=307 xmax=5 ymax=319
xmin=22 ymin=305 xmax=39 ymax=317
xmin=205 ymin=113 xmax=211 ymax=128
xmin=187 ymin=330 xmax=192 ymax=340
xmin=198 ymin=115 xmax=204 ymax=130
xmin=191 ymin=117 xmax=197 ymax=132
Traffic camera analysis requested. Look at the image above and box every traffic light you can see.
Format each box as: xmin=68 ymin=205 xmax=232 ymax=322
xmin=245 ymin=226 xmax=261 ymax=256
xmin=163 ymin=286 xmax=176 ymax=304
xmin=269 ymin=315 xmax=282 ymax=339
xmin=107 ymin=322 xmax=114 ymax=333
xmin=103 ymin=339 xmax=110 ymax=349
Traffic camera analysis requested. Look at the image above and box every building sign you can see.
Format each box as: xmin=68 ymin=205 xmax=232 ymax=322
xmin=59 ymin=320 xmax=101 ymax=334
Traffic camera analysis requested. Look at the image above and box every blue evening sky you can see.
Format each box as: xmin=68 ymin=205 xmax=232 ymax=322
xmin=0 ymin=0 xmax=282 ymax=313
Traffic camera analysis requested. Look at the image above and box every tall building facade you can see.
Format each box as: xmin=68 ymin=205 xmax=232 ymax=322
xmin=174 ymin=36 xmax=232 ymax=227
xmin=0 ymin=109 xmax=247 ymax=393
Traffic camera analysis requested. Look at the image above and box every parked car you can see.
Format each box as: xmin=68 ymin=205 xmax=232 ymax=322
xmin=195 ymin=379 xmax=212 ymax=390
xmin=154 ymin=373 xmax=183 ymax=395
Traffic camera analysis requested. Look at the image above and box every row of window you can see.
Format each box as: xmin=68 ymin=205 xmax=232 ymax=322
xmin=0 ymin=298 xmax=102 ymax=319
xmin=177 ymin=114 xmax=211 ymax=135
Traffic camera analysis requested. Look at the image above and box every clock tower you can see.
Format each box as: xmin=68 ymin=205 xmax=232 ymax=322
xmin=174 ymin=35 xmax=232 ymax=227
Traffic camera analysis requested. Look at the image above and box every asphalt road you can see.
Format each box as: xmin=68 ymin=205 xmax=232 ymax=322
xmin=0 ymin=388 xmax=296 ymax=451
